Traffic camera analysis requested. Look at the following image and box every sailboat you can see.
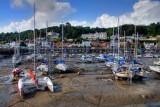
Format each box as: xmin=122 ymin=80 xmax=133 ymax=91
xmin=112 ymin=18 xmax=135 ymax=80
xmin=17 ymin=4 xmax=54 ymax=98
xmin=12 ymin=33 xmax=22 ymax=66
xmin=12 ymin=47 xmax=22 ymax=65
xmin=55 ymin=23 xmax=68 ymax=72
xmin=37 ymin=22 xmax=51 ymax=74
xmin=105 ymin=27 xmax=116 ymax=67
xmin=131 ymin=27 xmax=145 ymax=79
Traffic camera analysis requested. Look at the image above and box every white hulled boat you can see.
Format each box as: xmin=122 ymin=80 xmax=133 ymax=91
xmin=12 ymin=46 xmax=22 ymax=66
xmin=153 ymin=59 xmax=160 ymax=65
xmin=149 ymin=66 xmax=160 ymax=73
xmin=55 ymin=23 xmax=68 ymax=72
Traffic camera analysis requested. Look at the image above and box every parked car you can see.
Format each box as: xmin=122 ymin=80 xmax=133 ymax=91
xmin=135 ymin=54 xmax=142 ymax=58
xmin=153 ymin=54 xmax=160 ymax=58
xmin=143 ymin=54 xmax=154 ymax=58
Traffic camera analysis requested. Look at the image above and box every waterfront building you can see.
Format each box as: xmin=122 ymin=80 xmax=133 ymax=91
xmin=81 ymin=32 xmax=107 ymax=40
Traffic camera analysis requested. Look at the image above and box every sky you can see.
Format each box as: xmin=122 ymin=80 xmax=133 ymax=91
xmin=0 ymin=0 xmax=160 ymax=33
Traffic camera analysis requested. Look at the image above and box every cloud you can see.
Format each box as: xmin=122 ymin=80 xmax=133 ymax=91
xmin=92 ymin=0 xmax=160 ymax=28
xmin=68 ymin=20 xmax=90 ymax=27
xmin=0 ymin=0 xmax=160 ymax=33
xmin=11 ymin=0 xmax=24 ymax=8
xmin=0 ymin=0 xmax=75 ymax=33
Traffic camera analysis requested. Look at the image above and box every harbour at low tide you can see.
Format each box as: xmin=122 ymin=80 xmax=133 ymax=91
xmin=0 ymin=53 xmax=160 ymax=107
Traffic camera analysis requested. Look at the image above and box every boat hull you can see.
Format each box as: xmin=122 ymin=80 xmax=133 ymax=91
xmin=150 ymin=66 xmax=160 ymax=73
xmin=17 ymin=77 xmax=54 ymax=98
xmin=55 ymin=64 xmax=68 ymax=72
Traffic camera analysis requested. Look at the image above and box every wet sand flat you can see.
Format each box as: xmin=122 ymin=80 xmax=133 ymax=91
xmin=7 ymin=72 xmax=160 ymax=107
xmin=0 ymin=57 xmax=160 ymax=107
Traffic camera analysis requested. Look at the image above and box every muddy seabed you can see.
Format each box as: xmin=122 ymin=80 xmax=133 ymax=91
xmin=0 ymin=57 xmax=160 ymax=107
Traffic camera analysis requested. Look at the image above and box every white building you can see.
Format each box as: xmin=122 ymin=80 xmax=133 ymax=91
xmin=144 ymin=42 xmax=155 ymax=50
xmin=27 ymin=42 xmax=34 ymax=49
xmin=9 ymin=42 xmax=20 ymax=48
xmin=41 ymin=41 xmax=51 ymax=48
xmin=71 ymin=43 xmax=82 ymax=47
xmin=48 ymin=32 xmax=59 ymax=39
xmin=82 ymin=41 xmax=91 ymax=47
xmin=81 ymin=32 xmax=107 ymax=40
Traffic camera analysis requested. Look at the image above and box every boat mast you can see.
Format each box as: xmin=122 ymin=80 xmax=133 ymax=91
xmin=62 ymin=23 xmax=64 ymax=60
xmin=134 ymin=25 xmax=137 ymax=59
xmin=118 ymin=18 xmax=120 ymax=60
xmin=113 ymin=26 xmax=114 ymax=56
xmin=19 ymin=30 xmax=20 ymax=46
xmin=46 ymin=21 xmax=48 ymax=55
xmin=137 ymin=32 xmax=139 ymax=56
xmin=124 ymin=31 xmax=125 ymax=57
xmin=33 ymin=3 xmax=36 ymax=72
xmin=39 ymin=29 xmax=41 ymax=47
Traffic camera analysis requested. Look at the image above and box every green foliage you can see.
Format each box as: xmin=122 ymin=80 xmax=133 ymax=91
xmin=139 ymin=40 xmax=158 ymax=43
xmin=0 ymin=22 xmax=160 ymax=42
xmin=53 ymin=38 xmax=61 ymax=43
